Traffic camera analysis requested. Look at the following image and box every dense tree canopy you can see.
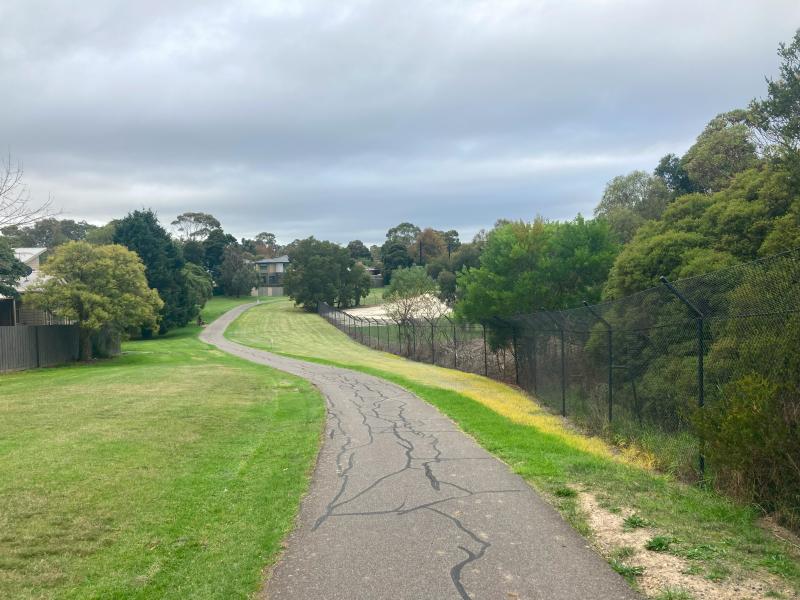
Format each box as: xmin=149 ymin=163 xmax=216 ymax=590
xmin=27 ymin=242 xmax=162 ymax=359
xmin=84 ymin=220 xmax=118 ymax=245
xmin=456 ymin=216 xmax=618 ymax=321
xmin=681 ymin=111 xmax=758 ymax=193
xmin=202 ymin=228 xmax=238 ymax=284
xmin=604 ymin=163 xmax=799 ymax=298
xmin=113 ymin=209 xmax=195 ymax=334
xmin=218 ymin=245 xmax=259 ymax=297
xmin=380 ymin=240 xmax=413 ymax=284
xmin=284 ymin=237 xmax=370 ymax=311
xmin=594 ymin=171 xmax=671 ymax=243
xmin=654 ymin=154 xmax=696 ymax=197
xmin=182 ymin=262 xmax=214 ymax=316
xmin=408 ymin=228 xmax=446 ymax=265
xmin=347 ymin=239 xmax=372 ymax=262
xmin=386 ymin=222 xmax=420 ymax=247
xmin=0 ymin=236 xmax=31 ymax=298
xmin=1 ymin=218 xmax=98 ymax=248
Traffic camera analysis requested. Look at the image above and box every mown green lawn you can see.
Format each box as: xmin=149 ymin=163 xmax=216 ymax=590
xmin=0 ymin=297 xmax=325 ymax=599
xmin=227 ymin=299 xmax=800 ymax=597
xmin=359 ymin=287 xmax=386 ymax=306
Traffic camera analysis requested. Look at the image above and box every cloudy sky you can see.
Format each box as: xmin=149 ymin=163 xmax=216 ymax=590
xmin=1 ymin=1 xmax=798 ymax=245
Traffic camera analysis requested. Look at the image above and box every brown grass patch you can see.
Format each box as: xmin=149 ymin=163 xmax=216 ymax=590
xmin=578 ymin=491 xmax=795 ymax=599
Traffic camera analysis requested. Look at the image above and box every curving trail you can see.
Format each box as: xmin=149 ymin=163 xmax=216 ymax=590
xmin=201 ymin=304 xmax=640 ymax=600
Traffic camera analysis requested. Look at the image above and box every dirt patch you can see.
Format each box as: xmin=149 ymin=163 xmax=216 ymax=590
xmin=760 ymin=516 xmax=800 ymax=555
xmin=578 ymin=491 xmax=795 ymax=599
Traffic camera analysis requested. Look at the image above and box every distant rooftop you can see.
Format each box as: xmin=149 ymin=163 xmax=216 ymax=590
xmin=13 ymin=248 xmax=47 ymax=265
xmin=255 ymin=254 xmax=290 ymax=264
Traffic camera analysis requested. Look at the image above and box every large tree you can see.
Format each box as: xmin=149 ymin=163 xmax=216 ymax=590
xmin=171 ymin=212 xmax=221 ymax=241
xmin=654 ymin=154 xmax=696 ymax=197
xmin=749 ymin=28 xmax=800 ymax=159
xmin=386 ymin=222 xmax=421 ymax=246
xmin=347 ymin=239 xmax=372 ymax=262
xmin=380 ymin=240 xmax=413 ymax=284
xmin=457 ymin=217 xmax=617 ymax=321
xmin=27 ymin=241 xmax=163 ymax=360
xmin=681 ymin=111 xmax=758 ymax=193
xmin=409 ymin=228 xmax=446 ymax=265
xmin=218 ymin=246 xmax=259 ymax=297
xmin=0 ymin=236 xmax=31 ymax=298
xmin=284 ymin=237 xmax=370 ymax=311
xmin=603 ymin=162 xmax=796 ymax=299
xmin=255 ymin=232 xmax=280 ymax=257
xmin=113 ymin=209 xmax=195 ymax=334
xmin=202 ymin=228 xmax=238 ymax=283
xmin=594 ymin=171 xmax=672 ymax=243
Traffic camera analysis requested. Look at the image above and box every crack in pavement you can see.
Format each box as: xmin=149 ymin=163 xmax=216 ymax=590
xmin=200 ymin=304 xmax=642 ymax=600
xmin=308 ymin=370 xmax=509 ymax=600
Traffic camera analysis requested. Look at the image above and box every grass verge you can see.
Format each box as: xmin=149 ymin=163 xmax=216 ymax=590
xmin=226 ymin=299 xmax=800 ymax=596
xmin=0 ymin=297 xmax=325 ymax=599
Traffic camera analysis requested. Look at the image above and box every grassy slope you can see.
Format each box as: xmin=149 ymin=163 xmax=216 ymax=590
xmin=226 ymin=299 xmax=800 ymax=595
xmin=0 ymin=297 xmax=325 ymax=600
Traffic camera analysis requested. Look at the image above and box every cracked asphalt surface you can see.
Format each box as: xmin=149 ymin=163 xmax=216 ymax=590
xmin=201 ymin=304 xmax=641 ymax=600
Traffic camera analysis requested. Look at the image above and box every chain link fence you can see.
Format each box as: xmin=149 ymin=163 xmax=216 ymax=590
xmin=320 ymin=248 xmax=800 ymax=517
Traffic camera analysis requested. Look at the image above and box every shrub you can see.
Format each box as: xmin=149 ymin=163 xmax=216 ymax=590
xmin=695 ymin=373 xmax=800 ymax=531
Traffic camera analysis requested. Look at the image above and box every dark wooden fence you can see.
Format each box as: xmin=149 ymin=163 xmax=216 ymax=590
xmin=0 ymin=325 xmax=80 ymax=373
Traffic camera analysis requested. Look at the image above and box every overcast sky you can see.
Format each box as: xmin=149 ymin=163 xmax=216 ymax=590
xmin=1 ymin=1 xmax=798 ymax=245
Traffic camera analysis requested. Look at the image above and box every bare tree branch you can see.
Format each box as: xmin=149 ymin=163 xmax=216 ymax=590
xmin=0 ymin=154 xmax=56 ymax=229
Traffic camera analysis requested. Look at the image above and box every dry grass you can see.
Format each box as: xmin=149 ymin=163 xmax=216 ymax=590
xmin=228 ymin=299 xmax=621 ymax=461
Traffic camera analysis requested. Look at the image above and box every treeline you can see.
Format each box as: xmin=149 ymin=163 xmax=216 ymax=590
xmin=450 ymin=31 xmax=799 ymax=528
xmin=454 ymin=30 xmax=799 ymax=317
xmin=1 ymin=209 xmax=282 ymax=344
xmin=284 ymin=224 xmax=484 ymax=310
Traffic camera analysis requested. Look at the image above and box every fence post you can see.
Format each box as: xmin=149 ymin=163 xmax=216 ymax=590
xmin=542 ymin=309 xmax=567 ymax=417
xmin=451 ymin=318 xmax=457 ymax=369
xmin=511 ymin=322 xmax=520 ymax=386
xmin=482 ymin=323 xmax=488 ymax=376
xmin=532 ymin=328 xmax=538 ymax=394
xmin=660 ymin=276 xmax=706 ymax=481
xmin=35 ymin=326 xmax=41 ymax=368
xmin=583 ymin=301 xmax=613 ymax=423
xmin=430 ymin=319 xmax=435 ymax=364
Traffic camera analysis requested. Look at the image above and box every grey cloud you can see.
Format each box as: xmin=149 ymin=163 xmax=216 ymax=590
xmin=1 ymin=0 xmax=798 ymax=244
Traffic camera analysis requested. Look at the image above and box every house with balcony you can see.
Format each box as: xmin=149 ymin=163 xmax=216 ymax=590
xmin=254 ymin=255 xmax=290 ymax=297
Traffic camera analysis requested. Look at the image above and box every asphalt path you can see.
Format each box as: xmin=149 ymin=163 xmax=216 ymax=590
xmin=201 ymin=303 xmax=641 ymax=600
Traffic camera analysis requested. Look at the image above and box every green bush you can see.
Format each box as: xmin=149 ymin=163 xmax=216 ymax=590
xmin=696 ymin=374 xmax=800 ymax=530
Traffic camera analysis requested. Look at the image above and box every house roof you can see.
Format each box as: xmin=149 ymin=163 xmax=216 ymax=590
xmin=0 ymin=249 xmax=48 ymax=298
xmin=255 ymin=254 xmax=290 ymax=264
xmin=13 ymin=247 xmax=47 ymax=266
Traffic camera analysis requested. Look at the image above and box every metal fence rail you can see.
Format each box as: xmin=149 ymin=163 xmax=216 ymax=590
xmin=0 ymin=325 xmax=80 ymax=372
xmin=320 ymin=247 xmax=800 ymax=485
